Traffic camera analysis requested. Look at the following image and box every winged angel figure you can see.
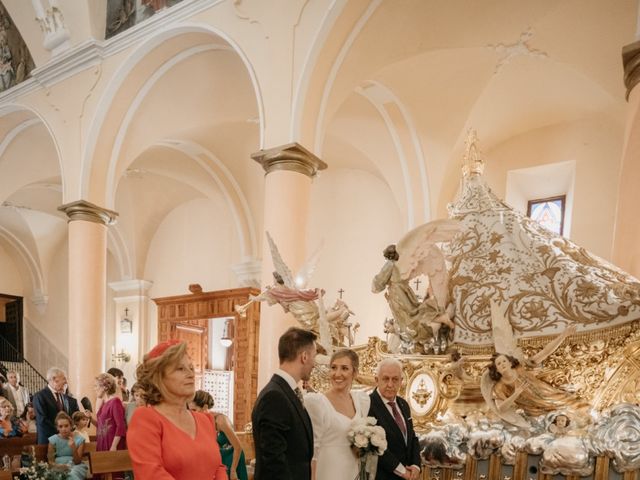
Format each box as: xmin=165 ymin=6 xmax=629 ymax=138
xmin=480 ymin=301 xmax=586 ymax=429
xmin=372 ymin=219 xmax=462 ymax=354
xmin=235 ymin=232 xmax=346 ymax=356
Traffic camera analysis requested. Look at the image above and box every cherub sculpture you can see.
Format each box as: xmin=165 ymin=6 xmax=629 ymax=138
xmin=481 ymin=301 xmax=588 ymax=429
xmin=372 ymin=219 xmax=462 ymax=353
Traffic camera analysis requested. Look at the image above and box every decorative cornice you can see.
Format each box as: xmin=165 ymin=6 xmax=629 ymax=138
xmin=231 ymin=259 xmax=262 ymax=288
xmin=108 ymin=279 xmax=153 ymax=294
xmin=251 ymin=142 xmax=327 ymax=177
xmin=622 ymin=40 xmax=640 ymax=100
xmin=58 ymin=200 xmax=118 ymax=225
xmin=0 ymin=0 xmax=225 ymax=103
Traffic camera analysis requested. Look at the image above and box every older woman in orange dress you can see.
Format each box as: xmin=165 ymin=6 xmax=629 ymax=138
xmin=127 ymin=340 xmax=228 ymax=480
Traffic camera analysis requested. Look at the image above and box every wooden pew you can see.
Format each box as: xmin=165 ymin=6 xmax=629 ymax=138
xmin=0 ymin=471 xmax=11 ymax=480
xmin=88 ymin=450 xmax=132 ymax=480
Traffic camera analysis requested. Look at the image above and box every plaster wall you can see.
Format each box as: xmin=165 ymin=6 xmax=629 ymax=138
xmin=0 ymin=245 xmax=23 ymax=295
xmin=306 ymin=167 xmax=403 ymax=343
xmin=486 ymin=118 xmax=622 ymax=261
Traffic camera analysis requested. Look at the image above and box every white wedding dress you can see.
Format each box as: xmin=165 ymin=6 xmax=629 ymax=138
xmin=305 ymin=390 xmax=370 ymax=480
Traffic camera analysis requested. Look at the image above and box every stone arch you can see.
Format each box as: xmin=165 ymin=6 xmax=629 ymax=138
xmin=82 ymin=22 xmax=264 ymax=207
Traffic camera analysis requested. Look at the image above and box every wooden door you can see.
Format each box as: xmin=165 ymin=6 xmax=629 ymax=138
xmin=174 ymin=324 xmax=206 ymax=373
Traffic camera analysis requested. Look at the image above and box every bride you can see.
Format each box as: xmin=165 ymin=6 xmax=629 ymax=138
xmin=305 ymin=349 xmax=370 ymax=480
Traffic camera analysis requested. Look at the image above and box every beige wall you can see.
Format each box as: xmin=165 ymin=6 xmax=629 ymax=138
xmin=0 ymin=245 xmax=23 ymax=296
xmin=486 ymin=117 xmax=622 ymax=260
xmin=306 ymin=167 xmax=404 ymax=342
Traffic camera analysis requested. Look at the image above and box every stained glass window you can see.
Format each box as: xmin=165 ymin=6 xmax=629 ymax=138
xmin=527 ymin=195 xmax=565 ymax=235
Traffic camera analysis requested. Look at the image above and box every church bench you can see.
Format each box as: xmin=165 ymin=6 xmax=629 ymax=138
xmin=88 ymin=450 xmax=132 ymax=480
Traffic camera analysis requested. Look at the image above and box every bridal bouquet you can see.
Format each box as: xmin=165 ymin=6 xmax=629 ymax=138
xmin=348 ymin=416 xmax=387 ymax=480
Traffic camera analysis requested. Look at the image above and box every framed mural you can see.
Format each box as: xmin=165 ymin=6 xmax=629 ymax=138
xmin=0 ymin=2 xmax=35 ymax=92
xmin=106 ymin=0 xmax=186 ymax=38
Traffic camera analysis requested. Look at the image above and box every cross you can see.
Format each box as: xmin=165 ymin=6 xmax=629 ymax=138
xmin=124 ymin=307 xmax=129 ymax=318
xmin=413 ymin=278 xmax=422 ymax=291
xmin=338 ymin=288 xmax=345 ymax=299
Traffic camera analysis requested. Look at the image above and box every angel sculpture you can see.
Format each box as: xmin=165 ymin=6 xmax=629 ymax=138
xmin=372 ymin=219 xmax=462 ymax=354
xmin=480 ymin=301 xmax=589 ymax=429
xmin=235 ymin=232 xmax=322 ymax=323
xmin=234 ymin=232 xmax=340 ymax=356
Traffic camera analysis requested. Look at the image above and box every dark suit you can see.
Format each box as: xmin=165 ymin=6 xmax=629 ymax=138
xmin=32 ymin=387 xmax=79 ymax=444
xmin=252 ymin=374 xmax=314 ymax=480
xmin=368 ymin=389 xmax=421 ymax=479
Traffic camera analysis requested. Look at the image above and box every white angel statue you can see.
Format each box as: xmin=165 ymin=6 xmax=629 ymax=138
xmin=235 ymin=232 xmax=323 ymax=329
xmin=371 ymin=219 xmax=462 ymax=354
xmin=480 ymin=301 xmax=587 ymax=429
xmin=234 ymin=232 xmax=341 ymax=356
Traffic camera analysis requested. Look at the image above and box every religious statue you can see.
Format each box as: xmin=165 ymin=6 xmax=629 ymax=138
xmin=481 ymin=302 xmax=589 ymax=428
xmin=325 ymin=299 xmax=358 ymax=347
xmin=372 ymin=219 xmax=462 ymax=354
xmin=235 ymin=232 xmax=323 ymax=331
xmin=523 ymin=412 xmax=595 ymax=476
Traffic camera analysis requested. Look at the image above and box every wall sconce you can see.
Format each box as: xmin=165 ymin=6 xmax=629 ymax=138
xmin=120 ymin=307 xmax=133 ymax=333
xmin=111 ymin=346 xmax=131 ymax=363
xmin=220 ymin=318 xmax=234 ymax=347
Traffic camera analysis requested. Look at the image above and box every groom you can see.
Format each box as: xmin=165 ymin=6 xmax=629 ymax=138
xmin=369 ymin=358 xmax=421 ymax=480
xmin=252 ymin=327 xmax=317 ymax=480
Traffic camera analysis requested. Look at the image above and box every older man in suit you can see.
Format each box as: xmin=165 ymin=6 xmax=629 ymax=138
xmin=252 ymin=327 xmax=317 ymax=480
xmin=369 ymin=358 xmax=421 ymax=480
xmin=32 ymin=367 xmax=79 ymax=444
xmin=4 ymin=371 xmax=30 ymax=416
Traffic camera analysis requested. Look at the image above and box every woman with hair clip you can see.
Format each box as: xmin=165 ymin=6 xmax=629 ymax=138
xmin=128 ymin=340 xmax=227 ymax=479
xmin=189 ymin=390 xmax=248 ymax=480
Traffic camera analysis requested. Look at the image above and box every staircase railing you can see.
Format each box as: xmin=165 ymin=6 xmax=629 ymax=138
xmin=0 ymin=334 xmax=47 ymax=396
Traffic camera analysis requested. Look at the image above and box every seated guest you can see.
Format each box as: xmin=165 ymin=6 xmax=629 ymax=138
xmin=48 ymin=411 xmax=89 ymax=480
xmin=72 ymin=411 xmax=90 ymax=443
xmin=128 ymin=340 xmax=228 ymax=479
xmin=20 ymin=402 xmax=37 ymax=433
xmin=189 ymin=390 xmax=248 ymax=480
xmin=4 ymin=371 xmax=29 ymax=415
xmin=0 ymin=398 xmax=26 ymax=437
xmin=126 ymin=382 xmax=147 ymax=425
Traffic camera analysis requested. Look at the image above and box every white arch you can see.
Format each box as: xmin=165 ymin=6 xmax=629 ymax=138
xmin=290 ymin=0 xmax=348 ymax=141
xmin=154 ymin=139 xmax=258 ymax=260
xmin=81 ymin=22 xmax=265 ymax=202
xmin=356 ymin=85 xmax=414 ymax=229
xmin=0 ymin=225 xmax=45 ymax=295
xmin=364 ymin=80 xmax=431 ymax=222
xmin=0 ymin=103 xmax=65 ymax=197
xmin=105 ymin=43 xmax=228 ymax=208
xmin=107 ymin=224 xmax=133 ymax=281
xmin=313 ymin=0 xmax=383 ymax=155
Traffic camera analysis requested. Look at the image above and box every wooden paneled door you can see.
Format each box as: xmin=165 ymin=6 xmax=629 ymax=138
xmin=153 ymin=286 xmax=260 ymax=429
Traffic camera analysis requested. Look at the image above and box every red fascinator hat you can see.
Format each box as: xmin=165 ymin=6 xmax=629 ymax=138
xmin=147 ymin=339 xmax=183 ymax=360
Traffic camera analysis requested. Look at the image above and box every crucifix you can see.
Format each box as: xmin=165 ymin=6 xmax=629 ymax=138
xmin=338 ymin=288 xmax=345 ymax=299
xmin=413 ymin=278 xmax=422 ymax=291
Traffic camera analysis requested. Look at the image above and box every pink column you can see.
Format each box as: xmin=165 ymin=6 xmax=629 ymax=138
xmin=251 ymin=143 xmax=327 ymax=388
xmin=58 ymin=201 xmax=117 ymax=403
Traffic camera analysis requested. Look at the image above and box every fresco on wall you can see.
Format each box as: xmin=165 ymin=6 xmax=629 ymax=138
xmin=0 ymin=2 xmax=35 ymax=93
xmin=106 ymin=0 xmax=185 ymax=39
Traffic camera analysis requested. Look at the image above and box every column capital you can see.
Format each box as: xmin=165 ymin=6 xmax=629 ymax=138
xmin=58 ymin=200 xmax=118 ymax=225
xmin=231 ymin=258 xmax=262 ymax=288
xmin=623 ymin=40 xmax=640 ymax=99
xmin=251 ymin=142 xmax=327 ymax=177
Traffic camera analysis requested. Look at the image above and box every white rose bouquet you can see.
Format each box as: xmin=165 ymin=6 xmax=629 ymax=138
xmin=347 ymin=416 xmax=387 ymax=480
